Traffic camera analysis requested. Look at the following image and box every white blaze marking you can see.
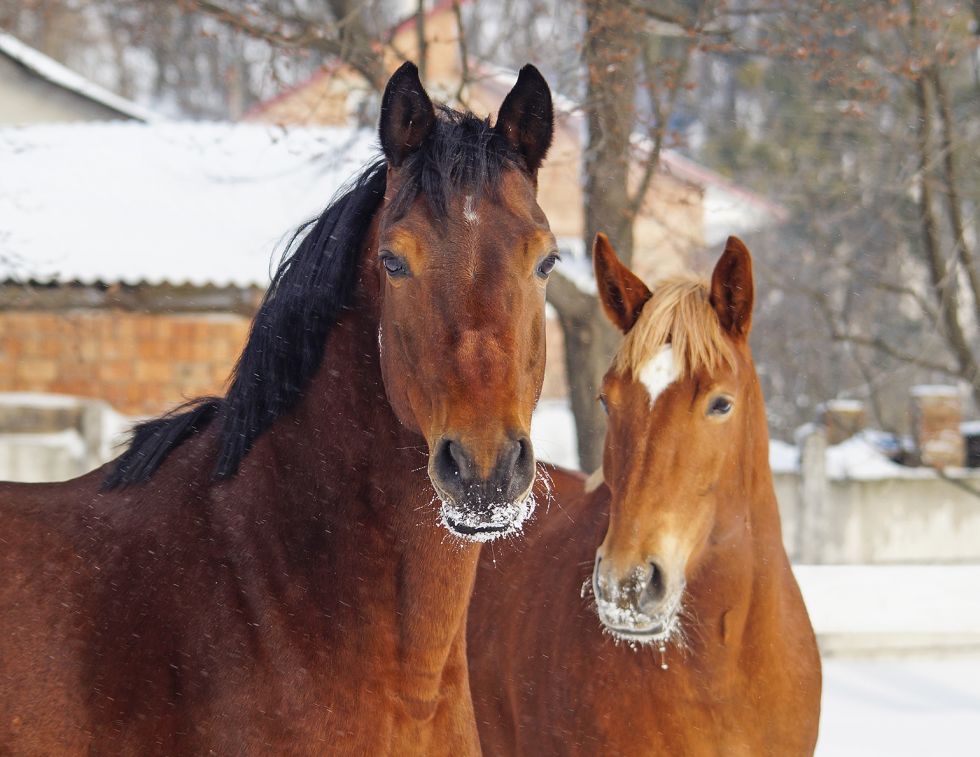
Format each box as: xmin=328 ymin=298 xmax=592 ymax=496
xmin=638 ymin=345 xmax=679 ymax=407
xmin=463 ymin=194 xmax=479 ymax=224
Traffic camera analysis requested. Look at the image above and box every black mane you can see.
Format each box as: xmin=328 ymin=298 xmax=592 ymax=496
xmin=104 ymin=108 xmax=521 ymax=489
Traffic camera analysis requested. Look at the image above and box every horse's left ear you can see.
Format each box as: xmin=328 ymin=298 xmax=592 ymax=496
xmin=710 ymin=236 xmax=755 ymax=338
xmin=379 ymin=62 xmax=436 ymax=168
xmin=495 ymin=64 xmax=554 ymax=174
xmin=593 ymin=233 xmax=652 ymax=333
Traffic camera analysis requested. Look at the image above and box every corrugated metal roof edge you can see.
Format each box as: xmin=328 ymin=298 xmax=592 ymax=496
xmin=0 ymin=275 xmax=268 ymax=290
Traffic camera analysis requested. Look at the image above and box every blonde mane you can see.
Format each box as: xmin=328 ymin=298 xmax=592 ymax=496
xmin=614 ymin=274 xmax=735 ymax=378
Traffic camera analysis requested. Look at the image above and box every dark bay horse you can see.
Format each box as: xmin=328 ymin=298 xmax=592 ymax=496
xmin=468 ymin=234 xmax=821 ymax=755
xmin=0 ymin=62 xmax=558 ymax=755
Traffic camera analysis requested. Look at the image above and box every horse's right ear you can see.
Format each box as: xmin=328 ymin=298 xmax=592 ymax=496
xmin=495 ymin=64 xmax=554 ymax=174
xmin=379 ymin=62 xmax=436 ymax=168
xmin=593 ymin=233 xmax=652 ymax=333
xmin=710 ymin=236 xmax=754 ymax=338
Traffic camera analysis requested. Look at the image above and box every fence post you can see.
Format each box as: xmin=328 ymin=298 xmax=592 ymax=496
xmin=80 ymin=399 xmax=109 ymax=473
xmin=797 ymin=426 xmax=828 ymax=563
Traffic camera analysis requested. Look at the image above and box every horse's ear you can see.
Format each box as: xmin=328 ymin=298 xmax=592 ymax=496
xmin=593 ymin=233 xmax=652 ymax=334
xmin=494 ymin=64 xmax=554 ymax=174
xmin=710 ymin=236 xmax=755 ymax=338
xmin=379 ymin=62 xmax=436 ymax=168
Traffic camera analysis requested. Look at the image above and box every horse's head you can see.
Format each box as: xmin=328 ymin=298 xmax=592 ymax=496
xmin=589 ymin=233 xmax=759 ymax=644
xmin=375 ymin=63 xmax=555 ymax=542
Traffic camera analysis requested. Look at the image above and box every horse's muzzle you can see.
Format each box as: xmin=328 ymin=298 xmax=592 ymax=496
xmin=431 ymin=434 xmax=536 ymax=541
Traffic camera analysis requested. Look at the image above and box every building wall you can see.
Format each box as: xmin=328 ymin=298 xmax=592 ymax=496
xmin=0 ymin=310 xmax=249 ymax=416
xmin=0 ymin=54 xmax=128 ymax=124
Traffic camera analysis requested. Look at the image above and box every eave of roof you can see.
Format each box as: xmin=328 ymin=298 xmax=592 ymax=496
xmin=0 ymin=30 xmax=161 ymax=123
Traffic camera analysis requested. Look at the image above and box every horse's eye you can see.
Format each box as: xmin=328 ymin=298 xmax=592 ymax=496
xmin=598 ymin=394 xmax=609 ymax=415
xmin=536 ymin=253 xmax=561 ymax=279
xmin=707 ymin=396 xmax=734 ymax=417
xmin=380 ymin=251 xmax=410 ymax=278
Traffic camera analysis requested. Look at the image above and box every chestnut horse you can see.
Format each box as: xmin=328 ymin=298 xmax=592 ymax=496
xmin=469 ymin=234 xmax=821 ymax=755
xmin=0 ymin=63 xmax=558 ymax=755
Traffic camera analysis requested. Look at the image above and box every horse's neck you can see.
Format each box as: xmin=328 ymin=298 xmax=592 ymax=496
xmin=688 ymin=392 xmax=792 ymax=664
xmin=231 ymin=252 xmax=480 ymax=698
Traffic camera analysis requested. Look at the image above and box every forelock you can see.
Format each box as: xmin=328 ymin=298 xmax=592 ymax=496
xmin=614 ymin=274 xmax=736 ymax=379
xmin=385 ymin=105 xmax=522 ymax=221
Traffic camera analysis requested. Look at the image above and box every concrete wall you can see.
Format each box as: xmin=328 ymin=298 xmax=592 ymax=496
xmin=0 ymin=54 xmax=127 ymax=124
xmin=775 ymin=467 xmax=980 ymax=564
xmin=0 ymin=393 xmax=127 ymax=482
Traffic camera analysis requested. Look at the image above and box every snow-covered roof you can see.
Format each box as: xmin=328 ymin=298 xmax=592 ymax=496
xmin=911 ymin=384 xmax=960 ymax=398
xmin=0 ymin=122 xmax=380 ymax=288
xmin=0 ymin=31 xmax=161 ymax=123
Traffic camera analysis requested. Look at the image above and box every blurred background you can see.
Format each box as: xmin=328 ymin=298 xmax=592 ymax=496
xmin=1 ymin=1 xmax=979 ymax=754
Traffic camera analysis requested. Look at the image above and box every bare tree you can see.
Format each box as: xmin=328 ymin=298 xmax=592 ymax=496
xmin=547 ymin=0 xmax=707 ymax=470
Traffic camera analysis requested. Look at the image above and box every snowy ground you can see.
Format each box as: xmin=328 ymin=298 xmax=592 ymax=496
xmin=820 ymin=655 xmax=980 ymax=756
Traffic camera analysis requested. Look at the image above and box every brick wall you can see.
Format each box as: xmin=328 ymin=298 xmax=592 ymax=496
xmin=0 ymin=311 xmax=250 ymax=416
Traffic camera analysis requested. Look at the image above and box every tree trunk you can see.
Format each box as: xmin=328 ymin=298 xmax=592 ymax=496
xmin=548 ymin=0 xmax=641 ymax=472
xmin=912 ymin=73 xmax=980 ymax=405
xmin=582 ymin=0 xmax=640 ymax=262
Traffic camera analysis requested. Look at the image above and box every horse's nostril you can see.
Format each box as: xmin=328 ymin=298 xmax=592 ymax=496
xmin=492 ymin=434 xmax=534 ymax=501
xmin=497 ymin=438 xmax=522 ymax=480
xmin=447 ymin=440 xmax=475 ymax=480
xmin=433 ymin=438 xmax=475 ymax=497
xmin=646 ymin=562 xmax=666 ymax=603
xmin=516 ymin=436 xmax=531 ymax=467
xmin=434 ymin=438 xmax=476 ymax=483
xmin=434 ymin=438 xmax=455 ymax=479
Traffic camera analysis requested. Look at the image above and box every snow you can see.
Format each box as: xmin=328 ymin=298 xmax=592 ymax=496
xmin=439 ymin=493 xmax=535 ymax=543
xmin=960 ymin=420 xmax=980 ymax=436
xmin=531 ymin=399 xmax=579 ymax=469
xmin=911 ymin=384 xmax=960 ymax=398
xmin=821 ymin=429 xmax=967 ymax=481
xmin=794 ymin=565 xmax=980 ymax=637
xmin=0 ymin=31 xmax=160 ymax=123
xmin=821 ymin=398 xmax=865 ymax=412
xmin=770 ymin=438 xmax=799 ymax=473
xmin=824 ymin=432 xmax=909 ymax=480
xmin=555 ymin=236 xmax=596 ymax=295
xmin=0 ymin=122 xmax=379 ymax=288
xmin=819 ymin=655 xmax=980 ymax=757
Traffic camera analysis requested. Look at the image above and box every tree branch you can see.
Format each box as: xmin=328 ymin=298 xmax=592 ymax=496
xmin=627 ymin=33 xmax=696 ymax=220
xmin=184 ymin=0 xmax=386 ymax=89
xmin=830 ymin=332 xmax=958 ymax=375
xmin=452 ymin=0 xmax=471 ymax=107
xmin=414 ymin=0 xmax=427 ymax=81
xmin=546 ymin=270 xmax=594 ymax=323
xmin=930 ymin=64 xmax=980 ymax=323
